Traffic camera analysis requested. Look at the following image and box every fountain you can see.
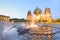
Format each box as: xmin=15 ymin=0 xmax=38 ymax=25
xmin=16 ymin=13 xmax=53 ymax=40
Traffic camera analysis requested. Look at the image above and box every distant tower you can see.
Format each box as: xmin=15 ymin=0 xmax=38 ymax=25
xmin=27 ymin=10 xmax=32 ymax=22
xmin=45 ymin=8 xmax=52 ymax=22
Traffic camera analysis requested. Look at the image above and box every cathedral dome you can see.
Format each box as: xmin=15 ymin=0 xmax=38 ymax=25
xmin=34 ymin=7 xmax=42 ymax=14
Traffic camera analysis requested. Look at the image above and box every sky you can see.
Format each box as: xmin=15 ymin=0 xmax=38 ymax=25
xmin=0 ymin=0 xmax=60 ymax=19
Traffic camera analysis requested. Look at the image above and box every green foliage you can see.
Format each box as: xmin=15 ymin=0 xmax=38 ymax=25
xmin=11 ymin=18 xmax=27 ymax=22
xmin=52 ymin=18 xmax=60 ymax=22
xmin=56 ymin=18 xmax=60 ymax=22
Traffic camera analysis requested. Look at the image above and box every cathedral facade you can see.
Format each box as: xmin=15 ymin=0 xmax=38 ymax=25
xmin=27 ymin=8 xmax=52 ymax=23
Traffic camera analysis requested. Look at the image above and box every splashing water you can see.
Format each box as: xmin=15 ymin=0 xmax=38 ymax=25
xmin=26 ymin=14 xmax=39 ymax=29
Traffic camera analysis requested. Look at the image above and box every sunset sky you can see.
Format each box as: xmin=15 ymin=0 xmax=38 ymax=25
xmin=0 ymin=0 xmax=60 ymax=19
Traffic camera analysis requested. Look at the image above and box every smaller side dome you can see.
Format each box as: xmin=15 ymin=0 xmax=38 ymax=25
xmin=45 ymin=8 xmax=50 ymax=10
xmin=45 ymin=7 xmax=51 ymax=14
xmin=27 ymin=10 xmax=31 ymax=15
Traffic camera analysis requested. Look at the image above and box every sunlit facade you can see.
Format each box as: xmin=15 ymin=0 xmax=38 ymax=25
xmin=27 ymin=10 xmax=32 ymax=22
xmin=27 ymin=7 xmax=52 ymax=23
xmin=0 ymin=15 xmax=10 ymax=22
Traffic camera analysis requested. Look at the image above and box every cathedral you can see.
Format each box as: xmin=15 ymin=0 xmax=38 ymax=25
xmin=27 ymin=7 xmax=52 ymax=23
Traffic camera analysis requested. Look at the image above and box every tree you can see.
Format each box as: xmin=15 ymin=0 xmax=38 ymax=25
xmin=56 ymin=18 xmax=60 ymax=22
xmin=10 ymin=18 xmax=27 ymax=22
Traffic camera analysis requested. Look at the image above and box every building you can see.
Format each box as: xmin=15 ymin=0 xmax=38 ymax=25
xmin=27 ymin=10 xmax=32 ymax=22
xmin=0 ymin=15 xmax=10 ymax=22
xmin=27 ymin=7 xmax=52 ymax=23
xmin=9 ymin=19 xmax=14 ymax=23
